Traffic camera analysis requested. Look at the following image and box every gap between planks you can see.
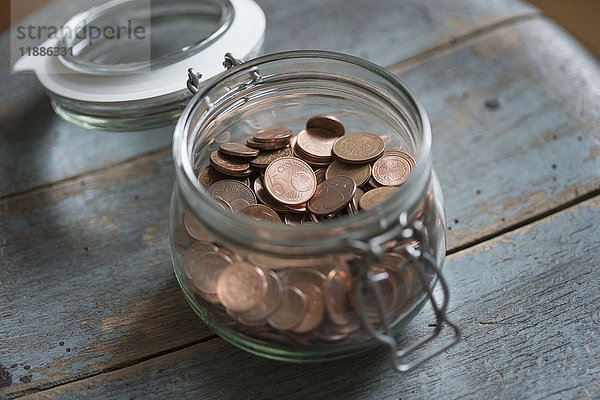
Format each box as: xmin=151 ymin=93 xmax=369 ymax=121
xmin=2 ymin=10 xmax=558 ymax=400
xmin=385 ymin=12 xmax=543 ymax=75
xmin=14 ymin=191 xmax=600 ymax=400
xmin=0 ymin=146 xmax=172 ymax=203
xmin=0 ymin=12 xmax=543 ymax=205
xmin=5 ymin=335 xmax=219 ymax=399
xmin=447 ymin=187 xmax=600 ymax=256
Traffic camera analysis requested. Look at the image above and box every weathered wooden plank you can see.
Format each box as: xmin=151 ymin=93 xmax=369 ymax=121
xmin=0 ymin=0 xmax=536 ymax=197
xmin=393 ymin=17 xmax=600 ymax=249
xmin=3 ymin=15 xmax=599 ymax=398
xmin=16 ymin=196 xmax=600 ymax=400
xmin=0 ymin=150 xmax=215 ymax=397
xmin=257 ymin=0 xmax=537 ymax=65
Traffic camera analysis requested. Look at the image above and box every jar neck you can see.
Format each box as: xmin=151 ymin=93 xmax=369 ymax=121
xmin=173 ymin=51 xmax=433 ymax=257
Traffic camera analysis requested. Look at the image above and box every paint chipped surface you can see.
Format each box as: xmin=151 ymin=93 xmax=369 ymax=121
xmin=2 ymin=8 xmax=599 ymax=400
xmin=585 ymin=145 xmax=600 ymax=162
xmin=0 ymin=364 xmax=12 ymax=388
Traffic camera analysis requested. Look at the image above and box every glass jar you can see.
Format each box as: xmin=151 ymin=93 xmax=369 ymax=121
xmin=13 ymin=0 xmax=265 ymax=131
xmin=170 ymin=51 xmax=459 ymax=368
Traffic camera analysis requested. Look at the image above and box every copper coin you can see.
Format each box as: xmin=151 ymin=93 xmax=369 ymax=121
xmin=325 ymin=159 xmax=371 ymax=188
xmin=348 ymin=187 xmax=365 ymax=215
xmin=283 ymin=213 xmax=310 ymax=225
xmin=312 ymin=318 xmax=360 ymax=341
xmin=215 ymin=199 xmax=233 ymax=212
xmin=228 ymin=311 xmax=269 ymax=327
xmin=197 ymin=290 xmax=221 ymax=305
xmin=173 ymin=225 xmax=196 ymax=254
xmin=372 ymin=151 xmax=415 ymax=186
xmin=308 ymin=176 xmax=356 ymax=216
xmin=250 ymin=147 xmax=293 ymax=168
xmin=349 ymin=263 xmax=400 ymax=322
xmin=216 ymin=262 xmax=268 ymax=312
xmin=366 ymin=175 xmax=383 ymax=190
xmin=332 ymin=132 xmax=385 ymax=164
xmin=290 ymin=282 xmax=325 ymax=333
xmin=314 ymin=168 xmax=327 ymax=184
xmin=383 ymin=149 xmax=411 ymax=158
xmin=183 ymin=211 xmax=207 ymax=241
xmin=247 ymin=138 xmax=290 ymax=150
xmin=396 ymin=262 xmax=419 ymax=313
xmin=283 ymin=202 xmax=308 ymax=213
xmin=295 ymin=128 xmax=339 ymax=160
xmin=253 ymin=128 xmax=293 ymax=143
xmin=306 ymin=115 xmax=345 ymax=137
xmin=208 ymin=179 xmax=257 ymax=212
xmin=210 ymin=150 xmax=250 ymax=174
xmin=214 ymin=131 xmax=231 ymax=143
xmin=264 ymin=157 xmax=317 ymax=206
xmin=184 ymin=247 xmax=232 ymax=295
xmin=239 ymin=204 xmax=281 ymax=223
xmin=294 ymin=150 xmax=333 ymax=169
xmin=212 ymin=165 xmax=255 ymax=178
xmin=253 ymin=177 xmax=289 ymax=212
xmin=197 ymin=166 xmax=229 ymax=188
xmin=324 ymin=267 xmax=353 ymax=326
xmin=358 ymin=186 xmax=399 ymax=211
xmin=287 ymin=268 xmax=326 ymax=289
xmin=183 ymin=241 xmax=218 ymax=280
xmin=236 ymin=270 xmax=284 ymax=322
xmin=219 ymin=142 xmax=260 ymax=158
xmin=267 ymin=287 xmax=307 ymax=331
xmin=290 ymin=135 xmax=298 ymax=154
xmin=375 ymin=254 xmax=408 ymax=312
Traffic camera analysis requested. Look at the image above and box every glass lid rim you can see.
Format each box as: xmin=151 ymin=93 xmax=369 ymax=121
xmin=56 ymin=0 xmax=235 ymax=76
xmin=173 ymin=50 xmax=434 ymax=237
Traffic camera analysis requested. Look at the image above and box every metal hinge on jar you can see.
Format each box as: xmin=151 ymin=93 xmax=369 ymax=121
xmin=348 ymin=212 xmax=461 ymax=373
xmin=187 ymin=53 xmax=261 ymax=95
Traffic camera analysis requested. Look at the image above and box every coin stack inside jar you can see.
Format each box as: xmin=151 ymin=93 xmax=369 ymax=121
xmin=176 ymin=115 xmax=432 ymax=344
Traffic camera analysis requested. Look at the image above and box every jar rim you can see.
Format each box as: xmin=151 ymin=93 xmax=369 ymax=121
xmin=173 ymin=50 xmax=433 ymax=249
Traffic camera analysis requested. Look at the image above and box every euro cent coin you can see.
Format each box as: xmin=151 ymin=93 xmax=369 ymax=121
xmin=332 ymin=132 xmax=385 ymax=164
xmin=264 ymin=157 xmax=317 ymax=206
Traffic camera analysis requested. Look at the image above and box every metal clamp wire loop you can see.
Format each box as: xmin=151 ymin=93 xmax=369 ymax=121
xmin=224 ymin=53 xmax=262 ymax=83
xmin=187 ymin=68 xmax=202 ymax=95
xmin=186 ymin=53 xmax=262 ymax=96
xmin=351 ymin=212 xmax=461 ymax=373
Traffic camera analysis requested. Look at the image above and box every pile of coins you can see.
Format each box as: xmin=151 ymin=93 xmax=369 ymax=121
xmin=199 ymin=115 xmax=416 ymax=222
xmin=177 ymin=115 xmax=429 ymax=344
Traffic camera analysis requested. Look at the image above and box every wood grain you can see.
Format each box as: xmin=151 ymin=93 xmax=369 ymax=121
xmin=0 ymin=0 xmax=536 ymax=197
xmin=0 ymin=150 xmax=214 ymax=397
xmin=393 ymin=17 xmax=600 ymax=250
xmin=1 ymin=13 xmax=599 ymax=400
xmin=17 ymin=196 xmax=600 ymax=400
xmin=257 ymin=0 xmax=536 ymax=66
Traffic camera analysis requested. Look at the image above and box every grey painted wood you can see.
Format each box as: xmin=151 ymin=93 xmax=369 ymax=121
xmin=0 ymin=150 xmax=214 ymax=397
xmin=0 ymin=0 xmax=536 ymax=197
xmin=257 ymin=0 xmax=536 ymax=65
xmin=16 ymin=196 xmax=600 ymax=400
xmin=395 ymin=17 xmax=600 ymax=249
xmin=0 ymin=16 xmax=597 ymax=393
xmin=2 ymin=16 xmax=599 ymax=397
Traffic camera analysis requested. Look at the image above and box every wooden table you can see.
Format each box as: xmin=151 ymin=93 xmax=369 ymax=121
xmin=1 ymin=1 xmax=599 ymax=398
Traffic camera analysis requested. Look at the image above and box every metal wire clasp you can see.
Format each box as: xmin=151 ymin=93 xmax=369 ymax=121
xmin=349 ymin=213 xmax=461 ymax=373
xmin=187 ymin=69 xmax=203 ymax=95
xmin=186 ymin=53 xmax=261 ymax=95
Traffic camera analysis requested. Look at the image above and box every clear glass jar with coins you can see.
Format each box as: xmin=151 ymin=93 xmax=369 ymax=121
xmin=170 ymin=51 xmax=460 ymax=369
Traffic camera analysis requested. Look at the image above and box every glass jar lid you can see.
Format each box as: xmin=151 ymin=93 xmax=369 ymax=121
xmin=13 ymin=0 xmax=265 ymax=131
xmin=58 ymin=0 xmax=235 ymax=75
